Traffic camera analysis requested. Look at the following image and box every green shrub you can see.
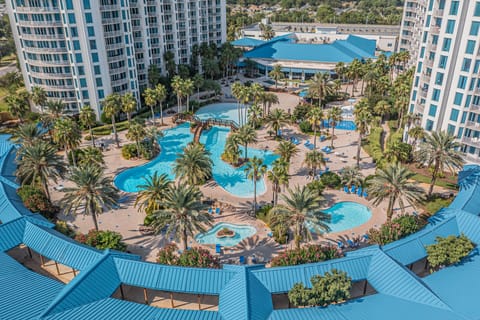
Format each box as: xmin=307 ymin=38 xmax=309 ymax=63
xmin=306 ymin=180 xmax=325 ymax=196
xmin=54 ymin=221 xmax=76 ymax=238
xmin=122 ymin=141 xmax=157 ymax=160
xmin=363 ymin=126 xmax=384 ymax=166
xmin=299 ymin=120 xmax=312 ymax=133
xmin=157 ymin=243 xmax=220 ymax=268
xmin=121 ymin=143 xmax=137 ymax=160
xmin=426 ymin=234 xmax=475 ymax=271
xmin=423 ymin=196 xmax=453 ymax=215
xmin=272 ymin=224 xmax=288 ymax=245
xmin=270 ymin=245 xmax=343 ymax=267
xmin=256 ymin=204 xmax=272 ymax=224
xmin=288 ymin=269 xmax=352 ymax=307
xmin=367 ymin=214 xmax=427 ymax=245
xmin=75 ymin=229 xmax=127 ymax=251
xmin=320 ymin=171 xmax=341 ymax=189
xmin=17 ymin=185 xmax=58 ymax=220
xmin=293 ymin=103 xmax=310 ymax=121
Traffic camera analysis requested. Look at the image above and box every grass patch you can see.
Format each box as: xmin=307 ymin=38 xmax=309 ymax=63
xmin=411 ymin=173 xmax=457 ymax=190
xmin=422 ymin=196 xmax=454 ymax=216
xmin=91 ymin=120 xmax=129 ymax=136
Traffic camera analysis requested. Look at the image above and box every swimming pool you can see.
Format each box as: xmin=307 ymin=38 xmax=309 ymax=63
xmin=323 ymin=119 xmax=356 ymax=131
xmin=309 ymin=201 xmax=372 ymax=234
xmin=114 ymin=123 xmax=278 ymax=197
xmin=195 ymin=222 xmax=257 ymax=247
xmin=195 ymin=102 xmax=247 ymax=126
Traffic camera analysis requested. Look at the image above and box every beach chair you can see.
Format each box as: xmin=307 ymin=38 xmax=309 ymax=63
xmin=320 ymin=135 xmax=326 ymax=142
xmin=351 ymin=185 xmax=356 ymax=193
xmin=239 ymin=256 xmax=245 ymax=264
xmin=337 ymin=241 xmax=344 ymax=249
xmin=357 ymin=187 xmax=363 ymax=197
xmin=304 ymin=140 xmax=311 ymax=147
xmin=277 ymin=130 xmax=282 ymax=137
xmin=215 ymin=207 xmax=221 ymax=215
xmin=208 ymin=207 xmax=213 ymax=214
xmin=267 ymin=232 xmax=273 ymax=237
xmin=347 ymin=239 xmax=355 ymax=248
xmin=215 ymin=244 xmax=222 ymax=254
xmin=363 ymin=191 xmax=368 ymax=198
xmin=325 ymin=167 xmax=329 ymax=172
xmin=362 ymin=234 xmax=369 ymax=241
xmin=343 ymin=186 xmax=349 ymax=193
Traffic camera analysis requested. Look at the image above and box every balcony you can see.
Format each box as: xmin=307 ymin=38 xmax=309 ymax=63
xmin=471 ymin=103 xmax=480 ymax=112
xmin=421 ymin=72 xmax=431 ymax=83
xmin=17 ymin=20 xmax=62 ymax=27
xmin=465 ymin=120 xmax=480 ymax=130
xmin=419 ymin=88 xmax=428 ymax=98
xmin=23 ymin=46 xmax=67 ymax=54
xmin=15 ymin=6 xmax=59 ymax=13
xmin=462 ymin=136 xmax=480 ymax=146
xmin=430 ymin=25 xmax=440 ymax=34
xmin=424 ymin=58 xmax=434 ymax=68
xmin=432 ymin=8 xmax=444 ymax=17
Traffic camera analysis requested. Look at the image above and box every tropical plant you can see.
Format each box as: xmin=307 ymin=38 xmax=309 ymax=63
xmin=157 ymin=243 xmax=220 ymax=268
xmin=367 ymin=214 xmax=426 ymax=245
xmin=17 ymin=184 xmax=57 ymax=219
xmin=126 ymin=121 xmax=146 ymax=157
xmin=237 ymin=125 xmax=257 ymax=160
xmin=426 ymin=234 xmax=475 ymax=271
xmin=269 ymin=64 xmax=283 ymax=88
xmin=31 ymin=86 xmax=47 ymax=113
xmin=183 ymin=78 xmax=194 ymax=112
xmin=259 ymin=22 xmax=275 ymax=40
xmin=259 ymin=92 xmax=279 ymax=115
xmin=61 ymin=164 xmax=119 ymax=231
xmin=326 ymin=106 xmax=343 ymax=148
xmin=75 ymin=229 xmax=127 ymax=251
xmin=174 ymin=143 xmax=213 ymax=185
xmin=171 ymin=75 xmax=185 ymax=113
xmin=11 ymin=122 xmax=45 ymax=148
xmin=150 ymin=184 xmax=211 ymax=249
xmin=320 ymin=171 xmax=342 ymax=189
xmin=134 ymin=172 xmax=171 ymax=215
xmin=354 ymin=105 xmax=373 ymax=167
xmin=415 ymin=132 xmax=464 ymax=197
xmin=244 ymin=156 xmax=267 ymax=214
xmin=266 ymin=108 xmax=288 ymax=138
xmin=79 ymin=146 xmax=105 ymax=168
xmin=270 ymin=185 xmax=330 ymax=249
xmin=288 ymin=270 xmax=352 ymax=307
xmin=308 ymin=72 xmax=334 ymax=109
xmin=267 ymin=161 xmax=289 ymax=206
xmin=53 ymin=117 xmax=81 ymax=166
xmin=270 ymin=245 xmax=342 ymax=267
xmin=340 ymin=166 xmax=364 ymax=188
xmin=247 ymin=103 xmax=263 ymax=128
xmin=102 ymin=93 xmax=122 ymax=148
xmin=45 ymin=100 xmax=65 ymax=119
xmin=408 ymin=126 xmax=425 ymax=147
xmin=16 ymin=141 xmax=66 ymax=200
xmin=368 ymin=163 xmax=425 ymax=221
xmin=6 ymin=91 xmax=30 ymax=121
xmin=79 ymin=105 xmax=97 ymax=147
xmin=304 ymin=150 xmax=325 ymax=176
xmin=121 ymin=92 xmax=137 ymax=125
xmin=307 ymin=106 xmax=323 ymax=149
xmin=143 ymin=87 xmax=158 ymax=126
xmin=275 ymin=140 xmax=298 ymax=163
xmin=222 ymin=133 xmax=242 ymax=165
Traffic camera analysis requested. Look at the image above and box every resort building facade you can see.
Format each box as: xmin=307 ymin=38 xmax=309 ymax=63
xmin=405 ymin=0 xmax=480 ymax=164
xmin=398 ymin=0 xmax=427 ymax=67
xmin=6 ymin=0 xmax=226 ymax=118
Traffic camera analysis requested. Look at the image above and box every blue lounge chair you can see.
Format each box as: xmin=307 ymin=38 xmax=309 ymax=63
xmin=267 ymin=232 xmax=273 ymax=237
xmin=216 ymin=207 xmax=221 ymax=215
xmin=347 ymin=239 xmax=355 ymax=247
xmin=351 ymin=185 xmax=356 ymax=193
xmin=362 ymin=234 xmax=369 ymax=241
xmin=357 ymin=187 xmax=363 ymax=196
xmin=324 ymin=157 xmax=330 ymax=162
xmin=278 ymin=129 xmax=282 ymax=137
xmin=239 ymin=256 xmax=245 ymax=264
xmin=363 ymin=191 xmax=368 ymax=198
xmin=304 ymin=141 xmax=311 ymax=147
xmin=343 ymin=186 xmax=349 ymax=193
xmin=337 ymin=241 xmax=344 ymax=249
xmin=320 ymin=135 xmax=326 ymax=142
xmin=208 ymin=207 xmax=213 ymax=214
xmin=215 ymin=244 xmax=222 ymax=254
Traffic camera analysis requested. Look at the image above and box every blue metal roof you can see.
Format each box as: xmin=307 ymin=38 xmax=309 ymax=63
xmin=231 ymin=37 xmax=266 ymax=47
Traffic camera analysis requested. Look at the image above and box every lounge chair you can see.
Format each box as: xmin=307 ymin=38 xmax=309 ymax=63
xmin=325 ymin=167 xmax=329 ymax=172
xmin=215 ymin=207 xmax=221 ymax=215
xmin=267 ymin=232 xmax=273 ymax=237
xmin=304 ymin=140 xmax=311 ymax=147
xmin=357 ymin=187 xmax=363 ymax=196
xmin=347 ymin=239 xmax=355 ymax=248
xmin=239 ymin=256 xmax=245 ymax=264
xmin=351 ymin=185 xmax=356 ymax=193
xmin=363 ymin=191 xmax=368 ymax=198
xmin=362 ymin=234 xmax=369 ymax=241
xmin=215 ymin=244 xmax=222 ymax=254
xmin=343 ymin=186 xmax=349 ymax=193
xmin=320 ymin=135 xmax=326 ymax=142
xmin=208 ymin=207 xmax=213 ymax=214
xmin=337 ymin=241 xmax=344 ymax=249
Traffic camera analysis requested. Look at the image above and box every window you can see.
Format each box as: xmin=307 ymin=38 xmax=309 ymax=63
xmin=426 ymin=119 xmax=434 ymax=131
xmin=82 ymin=90 xmax=89 ymax=99
xmin=461 ymin=112 xmax=468 ymax=124
xmin=78 ymin=66 xmax=84 ymax=75
xmin=85 ymin=13 xmax=92 ymax=23
xmin=96 ymin=78 xmax=103 ymax=87
xmin=450 ymin=108 xmax=460 ymax=121
xmin=446 ymin=20 xmax=455 ymax=34
xmin=458 ymin=76 xmax=468 ymax=89
xmin=465 ymin=95 xmax=472 ymax=108
xmin=454 ymin=93 xmax=463 ymax=106
xmin=68 ymin=13 xmax=75 ymax=24
xmin=75 ymin=53 xmax=82 ymax=63
xmin=94 ymin=65 xmax=101 ymax=75
xmin=447 ymin=124 xmax=455 ymax=135
xmin=475 ymin=1 xmax=480 ymax=16
xmin=66 ymin=0 xmax=73 ymax=10
xmin=470 ymin=22 xmax=480 ymax=36
xmin=450 ymin=1 xmax=459 ymax=15
xmin=73 ymin=40 xmax=80 ymax=50
xmin=89 ymin=40 xmax=96 ymax=50
xmin=428 ymin=104 xmax=437 ymax=117
xmin=435 ymin=73 xmax=444 ymax=85
xmin=87 ymin=27 xmax=95 ymax=37
xmin=466 ymin=40 xmax=476 ymax=54
xmin=439 ymin=55 xmax=448 ymax=69
xmin=98 ymin=90 xmax=104 ymax=99
xmin=462 ymin=58 xmax=472 ymax=72
xmin=432 ymin=88 xmax=441 ymax=101
xmin=80 ymin=78 xmax=87 ymax=88
xmin=457 ymin=127 xmax=464 ymax=139
xmin=83 ymin=0 xmax=91 ymax=9
xmin=442 ymin=38 xmax=451 ymax=51
xmin=91 ymin=53 xmax=99 ymax=63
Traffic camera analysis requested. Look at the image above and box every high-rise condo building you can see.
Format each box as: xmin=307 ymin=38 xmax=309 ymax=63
xmin=6 ymin=0 xmax=226 ymax=119
xmin=398 ymin=0 xmax=427 ymax=67
xmin=405 ymin=0 xmax=480 ymax=164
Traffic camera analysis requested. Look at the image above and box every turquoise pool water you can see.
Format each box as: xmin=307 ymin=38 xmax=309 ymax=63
xmin=195 ymin=222 xmax=257 ymax=247
xmin=309 ymin=201 xmax=372 ymax=234
xmin=195 ymin=102 xmax=247 ymax=126
xmin=114 ymin=123 xmax=278 ymax=197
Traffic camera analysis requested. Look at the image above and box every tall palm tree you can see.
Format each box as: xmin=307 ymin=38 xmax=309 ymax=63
xmin=308 ymin=72 xmax=334 ymax=110
xmin=245 ymin=156 xmax=267 ymax=214
xmin=259 ymin=92 xmax=279 ymax=115
xmin=347 ymin=58 xmax=362 ymax=97
xmin=231 ymin=81 xmax=244 ymax=126
xmin=61 ymin=165 xmax=119 ymax=231
xmin=247 ymin=103 xmax=263 ymax=128
xmin=31 ymin=86 xmax=47 ymax=113
xmin=270 ymin=185 xmax=331 ymax=249
xmin=415 ymin=132 xmax=464 ymax=197
xmin=374 ymin=100 xmax=391 ymax=122
xmin=354 ymin=107 xmax=372 ymax=168
xmin=267 ymin=160 xmax=289 ymax=206
xmin=183 ymin=78 xmax=194 ymax=113
xmin=335 ymin=62 xmax=347 ymax=83
xmin=408 ymin=126 xmax=425 ymax=147
xmin=266 ymin=108 xmax=288 ymax=138
xmin=193 ymin=73 xmax=204 ymax=99
xmin=121 ymin=92 xmax=137 ymax=125
xmin=368 ymin=163 xmax=425 ymax=221
xmin=174 ymin=143 xmax=213 ymax=185
xmin=79 ymin=146 xmax=104 ymax=168
xmin=134 ymin=172 xmax=171 ymax=215
xmin=102 ymin=93 xmax=122 ymax=148
xmin=11 ymin=122 xmax=45 ymax=148
xmin=45 ymin=100 xmax=65 ymax=119
xmin=143 ymin=87 xmax=158 ymax=126
xmin=307 ymin=106 xmax=323 ymax=150
xmin=151 ymin=184 xmax=211 ymax=250
xmin=340 ymin=166 xmax=364 ymax=188
xmin=155 ymin=84 xmax=167 ymax=125
xmin=16 ymin=141 xmax=66 ymax=201
xmin=304 ymin=150 xmax=325 ymax=177
xmin=236 ymin=84 xmax=252 ymax=127
xmin=327 ymin=106 xmax=343 ymax=148
xmin=275 ymin=140 xmax=298 ymax=163
xmin=237 ymin=125 xmax=257 ymax=160
xmin=6 ymin=92 xmax=30 ymax=122
xmin=269 ymin=64 xmax=283 ymax=88
xmin=126 ymin=122 xmax=146 ymax=157
xmin=79 ymin=105 xmax=97 ymax=147
xmin=259 ymin=23 xmax=275 ymax=40
xmin=53 ymin=117 xmax=81 ymax=167
xmin=171 ymin=75 xmax=185 ymax=113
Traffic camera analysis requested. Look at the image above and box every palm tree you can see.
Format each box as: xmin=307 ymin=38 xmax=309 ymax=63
xmin=45 ymin=100 xmax=65 ymax=119
xmin=126 ymin=122 xmax=146 ymax=157
xmin=267 ymin=161 xmax=289 ymax=205
xmin=327 ymin=106 xmax=343 ymax=148
xmin=245 ymin=156 xmax=267 ymax=214
xmin=174 ymin=143 xmax=213 ymax=185
xmin=374 ymin=100 xmax=391 ymax=122
xmin=270 ymin=185 xmax=331 ymax=249
xmin=307 ymin=106 xmax=323 ymax=150
xmin=183 ymin=78 xmax=194 ymax=113
xmin=223 ymin=133 xmax=242 ymax=165
xmin=171 ymin=75 xmax=185 ymax=113
xmin=193 ymin=73 xmax=204 ymax=99
xmin=247 ymin=103 xmax=263 ymax=128
xmin=347 ymin=58 xmax=362 ymax=97
xmin=134 ymin=172 xmax=171 ymax=215
xmin=16 ymin=141 xmax=66 ymax=201
xmin=31 ymin=86 xmax=47 ymax=113
xmin=61 ymin=165 xmax=119 ymax=231
xmin=340 ymin=166 xmax=364 ymax=189
xmin=304 ymin=150 xmax=325 ymax=177
xmin=259 ymin=92 xmax=279 ymax=115
xmin=237 ymin=125 xmax=257 ymax=160
xmin=408 ymin=126 xmax=425 ymax=147
xmin=231 ymin=81 xmax=244 ymax=126
xmin=11 ymin=122 xmax=45 ymax=148
xmin=6 ymin=92 xmax=30 ymax=122
xmin=155 ymin=84 xmax=167 ymax=126
xmin=121 ymin=92 xmax=137 ymax=125
xmin=335 ymin=62 xmax=347 ymax=83
xmin=259 ymin=23 xmax=275 ymax=40
xmin=79 ymin=146 xmax=104 ymax=168
xmin=368 ymin=163 xmax=425 ymax=221
xmin=150 ymin=183 xmax=211 ymax=250
xmin=143 ymin=87 xmax=158 ymax=126
xmin=79 ymin=105 xmax=97 ymax=147
xmin=308 ymin=72 xmax=334 ymax=109
xmin=415 ymin=132 xmax=464 ymax=197
xmin=236 ymin=84 xmax=252 ymax=127
xmin=269 ymin=64 xmax=283 ymax=88
xmin=53 ymin=117 xmax=81 ymax=167
xmin=102 ymin=93 xmax=122 ymax=148
xmin=266 ymin=108 xmax=288 ymax=138
xmin=354 ymin=107 xmax=372 ymax=168
xmin=275 ymin=140 xmax=298 ymax=163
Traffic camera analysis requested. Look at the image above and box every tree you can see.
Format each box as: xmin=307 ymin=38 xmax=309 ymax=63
xmin=275 ymin=140 xmax=298 ymax=163
xmin=193 ymin=73 xmax=204 ymax=100
xmin=79 ymin=105 xmax=97 ymax=147
xmin=16 ymin=141 xmax=66 ymax=201
xmin=222 ymin=133 xmax=242 ymax=165
xmin=150 ymin=184 xmax=211 ymax=250
xmin=270 ymin=185 xmax=330 ymax=249
xmin=340 ymin=166 xmax=364 ymax=188
xmin=143 ymin=87 xmax=157 ymax=126
xmin=259 ymin=92 xmax=279 ymax=115
xmin=174 ymin=143 xmax=213 ymax=185
xmin=237 ymin=125 xmax=257 ymax=160
xmin=244 ymin=156 xmax=267 ymax=214
xmin=269 ymin=64 xmax=283 ymax=88
xmin=155 ymin=83 xmax=167 ymax=125
xmin=163 ymin=50 xmax=176 ymax=77
xmin=79 ymin=146 xmax=104 ymax=168
xmin=347 ymin=58 xmax=362 ymax=97
xmin=31 ymin=86 xmax=47 ymax=113
xmin=11 ymin=122 xmax=45 ymax=148
xmin=354 ymin=106 xmax=372 ymax=167
xmin=267 ymin=160 xmax=289 ymax=205
xmin=259 ymin=23 xmax=275 ymax=40
xmin=6 ymin=91 xmax=30 ymax=122
xmin=102 ymin=93 xmax=122 ymax=148
xmin=45 ymin=100 xmax=65 ymax=119
xmin=171 ymin=75 xmax=185 ymax=113
xmin=288 ymin=270 xmax=352 ymax=307
xmin=426 ymin=234 xmax=474 ymax=271
xmin=304 ymin=150 xmax=325 ymax=177
xmin=415 ymin=132 xmax=464 ymax=197
xmin=121 ymin=92 xmax=137 ymax=125
xmin=247 ymin=103 xmax=263 ymax=128
xmin=408 ymin=126 xmax=425 ymax=147
xmin=183 ymin=78 xmax=195 ymax=112
xmin=53 ymin=117 xmax=82 ymax=167
xmin=266 ymin=108 xmax=289 ymax=138
xmin=147 ymin=64 xmax=161 ymax=88
xmin=126 ymin=121 xmax=146 ymax=157
xmin=134 ymin=172 xmax=171 ymax=215
xmin=368 ymin=163 xmax=425 ymax=221
xmin=307 ymin=106 xmax=323 ymax=150
xmin=327 ymin=106 xmax=343 ymax=148
xmin=308 ymin=72 xmax=334 ymax=110
xmin=61 ymin=165 xmax=119 ymax=231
